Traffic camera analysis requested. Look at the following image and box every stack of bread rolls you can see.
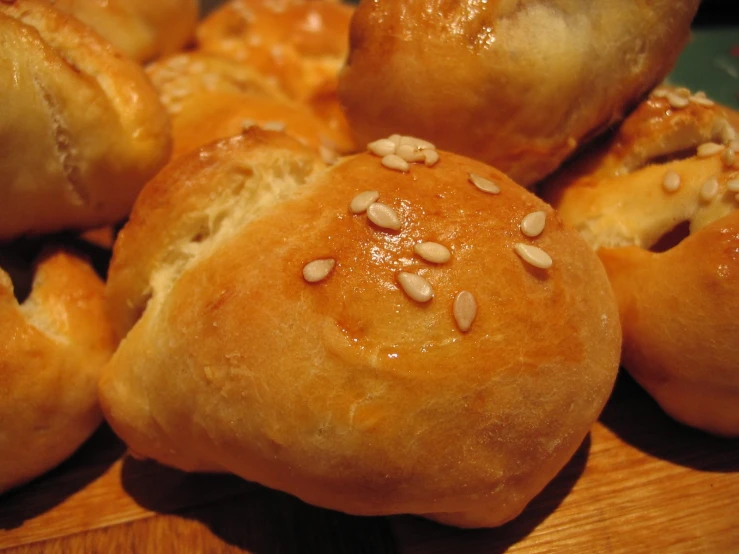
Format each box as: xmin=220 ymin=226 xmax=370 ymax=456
xmin=2 ymin=0 xmax=733 ymax=535
xmin=0 ymin=0 xmax=177 ymax=492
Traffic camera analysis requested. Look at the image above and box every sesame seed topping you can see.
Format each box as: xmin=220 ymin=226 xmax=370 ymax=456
xmin=721 ymin=125 xmax=738 ymax=144
xmin=675 ymin=87 xmax=692 ymax=98
xmin=722 ymin=148 xmax=736 ymax=167
xmin=697 ymin=142 xmax=725 ymax=157
xmin=366 ymin=202 xmax=402 ymax=230
xmin=666 ymin=92 xmax=690 ymax=109
xmin=520 ymin=211 xmax=547 ymax=238
xmin=399 ymin=136 xmax=435 ymax=150
xmin=662 ymin=170 xmax=681 ymax=193
xmin=241 ymin=119 xmax=256 ymax=131
xmin=388 ymin=134 xmax=402 ymax=146
xmin=700 ymin=177 xmax=719 ymax=202
xmin=320 ymin=145 xmax=338 ymax=165
xmin=397 ymin=272 xmax=434 ymax=302
xmin=652 ymin=88 xmax=669 ymax=98
xmin=303 ymin=259 xmax=335 ymax=283
xmin=262 ymin=121 xmax=286 ymax=132
xmin=690 ymin=95 xmax=715 ymax=107
xmin=469 ymin=173 xmax=500 ymax=194
xmin=350 ymin=191 xmax=379 ymax=214
xmin=514 ymin=243 xmax=553 ymax=269
xmin=453 ymin=291 xmax=477 ymax=332
xmin=396 ymin=144 xmax=426 ymax=163
xmin=414 ymin=242 xmax=451 ymax=264
xmin=368 ymin=138 xmax=397 ymax=157
xmin=381 ymin=154 xmax=410 ymax=172
xmin=423 ymin=149 xmax=440 ymax=167
xmin=727 ymin=179 xmax=739 ymax=192
xmin=730 ymin=140 xmax=739 ymax=152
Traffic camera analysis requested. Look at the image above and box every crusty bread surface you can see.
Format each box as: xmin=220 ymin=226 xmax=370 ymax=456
xmin=0 ymin=0 xmax=171 ymax=241
xmin=0 ymin=250 xmax=116 ymax=493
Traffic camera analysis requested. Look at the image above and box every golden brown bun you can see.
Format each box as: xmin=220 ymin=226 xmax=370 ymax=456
xmin=338 ymin=0 xmax=700 ymax=187
xmin=599 ymin=212 xmax=739 ymax=437
xmin=0 ymin=249 xmax=116 ymax=493
xmin=49 ymin=0 xmax=199 ymax=63
xmin=101 ymin=130 xmax=620 ymax=528
xmin=145 ymin=52 xmax=354 ymax=156
xmin=196 ymin=0 xmax=353 ymax=102
xmin=541 ymin=88 xmax=739 ymax=436
xmin=0 ymin=0 xmax=171 ymax=241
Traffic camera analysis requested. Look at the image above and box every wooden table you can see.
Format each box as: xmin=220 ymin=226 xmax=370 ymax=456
xmin=1 ymin=373 xmax=737 ymax=554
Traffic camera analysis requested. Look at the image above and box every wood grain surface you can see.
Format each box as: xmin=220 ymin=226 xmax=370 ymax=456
xmin=1 ymin=373 xmax=737 ymax=554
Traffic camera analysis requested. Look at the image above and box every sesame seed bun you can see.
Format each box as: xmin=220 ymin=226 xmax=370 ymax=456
xmin=100 ymin=130 xmax=620 ymax=528
xmin=541 ymin=89 xmax=739 ymax=436
xmin=50 ymin=0 xmax=198 ymax=63
xmin=337 ymin=0 xmax=700 ymax=187
xmin=0 ymin=0 xmax=171 ymax=241
xmin=0 ymin=249 xmax=116 ymax=493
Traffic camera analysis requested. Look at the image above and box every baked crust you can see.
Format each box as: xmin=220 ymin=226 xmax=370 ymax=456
xmin=0 ymin=249 xmax=115 ymax=493
xmin=0 ymin=0 xmax=171 ymax=240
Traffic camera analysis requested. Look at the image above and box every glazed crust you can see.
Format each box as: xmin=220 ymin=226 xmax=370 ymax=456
xmin=50 ymin=0 xmax=199 ymax=63
xmin=0 ymin=250 xmax=116 ymax=493
xmin=338 ymin=0 xmax=700 ymax=186
xmin=0 ymin=0 xmax=171 ymax=240
xmin=101 ymin=130 xmax=620 ymax=527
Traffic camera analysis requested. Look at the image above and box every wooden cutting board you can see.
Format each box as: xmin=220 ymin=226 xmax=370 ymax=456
xmin=1 ymin=373 xmax=737 ymax=554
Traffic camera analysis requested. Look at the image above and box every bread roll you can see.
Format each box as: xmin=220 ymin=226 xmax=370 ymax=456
xmin=0 ymin=249 xmax=115 ymax=493
xmin=49 ymin=0 xmax=199 ymax=63
xmin=0 ymin=0 xmax=171 ymax=241
xmin=146 ymin=52 xmax=354 ymax=157
xmin=196 ymin=0 xmax=353 ymax=102
xmin=541 ymin=87 xmax=739 ymax=436
xmin=338 ymin=0 xmax=700 ymax=187
xmin=100 ymin=130 xmax=620 ymax=527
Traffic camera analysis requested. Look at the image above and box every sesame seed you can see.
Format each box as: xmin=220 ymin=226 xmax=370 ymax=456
xmin=320 ymin=145 xmax=338 ymax=165
xmin=693 ymin=91 xmax=707 ymax=98
xmin=367 ymin=138 xmax=397 ymax=157
xmin=721 ymin=125 xmax=738 ymax=144
xmin=241 ymin=119 xmax=256 ymax=131
xmin=690 ymin=95 xmax=715 ymax=107
xmin=469 ymin=173 xmax=500 ymax=194
xmin=303 ymin=259 xmax=335 ymax=283
xmin=396 ymin=144 xmax=426 ymax=163
xmin=675 ymin=87 xmax=692 ymax=98
xmin=722 ymin=148 xmax=736 ymax=167
xmin=514 ymin=243 xmax=553 ymax=269
xmin=727 ymin=179 xmax=739 ymax=192
xmin=381 ymin=154 xmax=410 ymax=172
xmin=366 ymin=202 xmax=402 ymax=230
xmin=700 ymin=177 xmax=719 ymax=202
xmin=730 ymin=140 xmax=739 ymax=152
xmin=697 ymin=142 xmax=725 ymax=157
xmin=453 ymin=291 xmax=477 ymax=332
xmin=423 ymin=149 xmax=440 ymax=167
xmin=414 ymin=242 xmax=451 ymax=264
xmin=662 ymin=170 xmax=681 ymax=193
xmin=388 ymin=134 xmax=402 ymax=146
xmin=261 ymin=121 xmax=286 ymax=132
xmin=399 ymin=136 xmax=435 ymax=150
xmin=520 ymin=211 xmax=546 ymax=238
xmin=397 ymin=272 xmax=434 ymax=302
xmin=652 ymin=88 xmax=669 ymax=98
xmin=350 ymin=191 xmax=379 ymax=214
xmin=666 ymin=92 xmax=690 ymax=109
